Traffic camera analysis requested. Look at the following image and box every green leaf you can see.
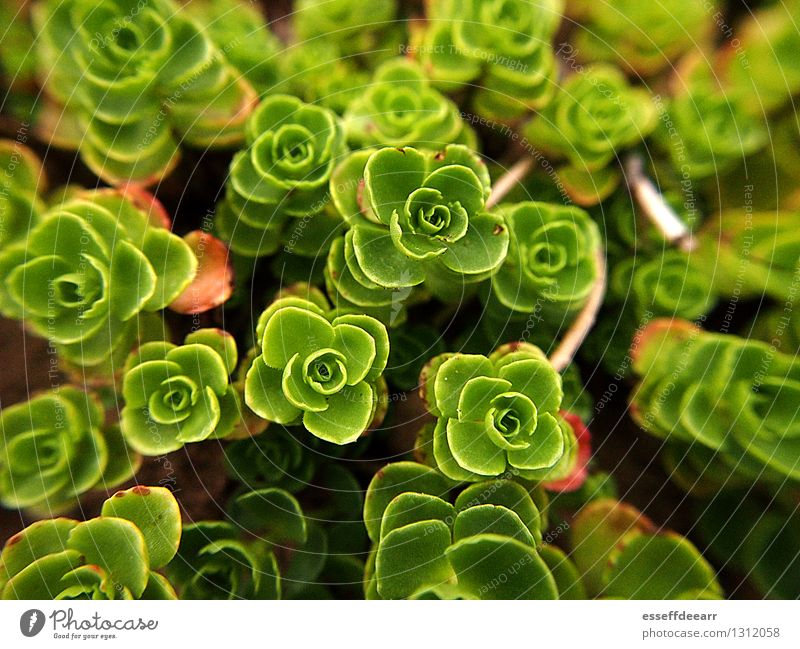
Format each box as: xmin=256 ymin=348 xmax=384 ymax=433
xmin=101 ymin=486 xmax=181 ymax=570
xmin=446 ymin=534 xmax=558 ymax=600
xmin=67 ymin=518 xmax=150 ymax=598
xmin=376 ymin=520 xmax=454 ymax=600
xmin=302 ymin=382 xmax=374 ymax=445
xmin=229 ymin=488 xmax=307 ymax=545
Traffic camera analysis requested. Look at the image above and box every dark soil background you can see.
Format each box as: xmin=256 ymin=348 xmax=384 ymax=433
xmin=0 ymin=0 xmax=769 ymax=598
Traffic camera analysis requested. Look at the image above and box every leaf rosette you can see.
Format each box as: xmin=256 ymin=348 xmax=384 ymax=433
xmin=0 ymin=486 xmax=180 ymax=599
xmin=611 ymin=251 xmax=717 ymax=322
xmin=567 ymin=0 xmax=717 ymax=76
xmin=524 ymin=66 xmax=656 ymax=174
xmin=224 ymin=426 xmax=317 ymax=493
xmin=33 ymin=0 xmax=257 ymax=185
xmin=245 ymin=297 xmax=389 ymax=444
xmin=326 ymin=145 xmax=509 ymax=314
xmin=0 ymin=189 xmax=197 ymax=368
xmin=121 ymin=329 xmax=240 ymax=455
xmin=416 ymin=0 xmax=561 ymax=119
xmin=362 ymin=462 xmax=583 ymax=599
xmin=344 ymin=59 xmax=475 ymax=149
xmin=217 ymin=94 xmax=348 ymax=258
xmin=0 ymin=388 xmax=137 ymax=512
xmin=488 ymin=201 xmax=601 ymax=323
xmin=294 ymin=0 xmax=399 ymax=60
xmin=420 ymin=342 xmax=576 ymax=482
xmin=631 ymin=320 xmax=800 ymax=483
xmin=166 ymin=487 xmax=310 ymax=600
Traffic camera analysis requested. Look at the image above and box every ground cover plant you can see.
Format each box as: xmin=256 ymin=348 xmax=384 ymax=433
xmin=0 ymin=0 xmax=798 ymax=601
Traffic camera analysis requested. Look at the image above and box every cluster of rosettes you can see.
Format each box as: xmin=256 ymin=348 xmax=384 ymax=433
xmin=344 ymin=59 xmax=476 ymax=150
xmin=419 ymin=342 xmax=577 ymax=482
xmin=33 ymin=0 xmax=257 ymax=185
xmin=245 ymin=296 xmax=389 ymax=445
xmin=0 ymin=388 xmax=138 ymax=513
xmin=487 ymin=201 xmax=601 ymax=328
xmin=363 ymin=462 xmax=584 ymax=600
xmin=216 ymin=95 xmax=348 ymax=258
xmin=414 ymin=0 xmax=561 ymax=119
xmin=0 ymin=189 xmax=197 ymax=370
xmin=524 ymin=65 xmax=656 ymax=204
xmin=630 ymin=320 xmax=800 ymax=483
xmin=0 ymin=486 xmax=180 ymax=599
xmin=121 ymin=329 xmax=240 ymax=455
xmin=327 ymin=145 xmax=508 ymax=317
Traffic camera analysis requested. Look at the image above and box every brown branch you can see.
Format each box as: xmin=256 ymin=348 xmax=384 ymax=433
xmin=487 ymin=156 xmax=534 ymax=209
xmin=625 ymin=154 xmax=697 ymax=252
xmin=549 ymin=247 xmax=608 ymax=372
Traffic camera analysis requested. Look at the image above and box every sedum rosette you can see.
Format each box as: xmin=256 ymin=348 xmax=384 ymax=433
xmin=363 ymin=462 xmax=584 ymax=600
xmin=0 ymin=189 xmax=197 ymax=369
xmin=415 ymin=0 xmax=562 ymax=119
xmin=32 ymin=0 xmax=257 ymax=185
xmin=326 ymin=145 xmax=508 ymax=315
xmin=344 ymin=59 xmax=475 ymax=150
xmin=488 ymin=201 xmax=601 ymax=325
xmin=0 ymin=486 xmax=180 ymax=599
xmin=631 ymin=320 xmax=800 ymax=483
xmin=0 ymin=388 xmax=138 ymax=513
xmin=216 ymin=94 xmax=348 ymax=258
xmin=245 ymin=297 xmax=389 ymax=444
xmin=121 ymin=329 xmax=240 ymax=455
xmin=419 ymin=342 xmax=576 ymax=482
xmin=524 ymin=66 xmax=656 ymax=176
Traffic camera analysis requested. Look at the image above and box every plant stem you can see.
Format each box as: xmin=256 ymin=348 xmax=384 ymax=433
xmin=625 ymin=154 xmax=696 ymax=252
xmin=487 ymin=156 xmax=534 ymax=208
xmin=549 ymin=247 xmax=607 ymax=372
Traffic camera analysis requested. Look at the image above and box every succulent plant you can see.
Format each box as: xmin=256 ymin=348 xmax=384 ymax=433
xmin=32 ymin=0 xmax=257 ymax=185
xmin=326 ymin=145 xmax=508 ymax=314
xmin=187 ymin=0 xmax=281 ymax=95
xmin=0 ymin=139 xmax=46 ymax=249
xmin=121 ymin=328 xmax=240 ymax=455
xmin=566 ymin=0 xmax=717 ymax=76
xmin=386 ymin=324 xmax=447 ymax=392
xmin=224 ymin=426 xmax=318 ymax=493
xmin=524 ymin=66 xmax=656 ymax=202
xmin=419 ymin=342 xmax=576 ymax=482
xmin=274 ymin=41 xmax=371 ymax=115
xmin=571 ymin=499 xmax=723 ymax=599
xmin=0 ymin=388 xmax=138 ymax=513
xmin=610 ymin=250 xmax=717 ymax=322
xmin=0 ymin=486 xmax=180 ymax=599
xmin=695 ymin=210 xmax=800 ymax=303
xmin=363 ymin=462 xmax=583 ymax=599
xmin=487 ymin=201 xmax=602 ymax=325
xmin=245 ymin=296 xmax=389 ymax=444
xmin=657 ymin=85 xmax=767 ymax=180
xmin=168 ymin=489 xmax=301 ymax=600
xmin=294 ymin=0 xmax=399 ymax=60
xmin=631 ymin=319 xmax=800 ymax=483
xmin=415 ymin=0 xmax=561 ymax=119
xmin=716 ymin=0 xmax=800 ymax=115
xmin=216 ymin=94 xmax=348 ymax=258
xmin=0 ymin=188 xmax=197 ymax=369
xmin=344 ymin=59 xmax=475 ymax=150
